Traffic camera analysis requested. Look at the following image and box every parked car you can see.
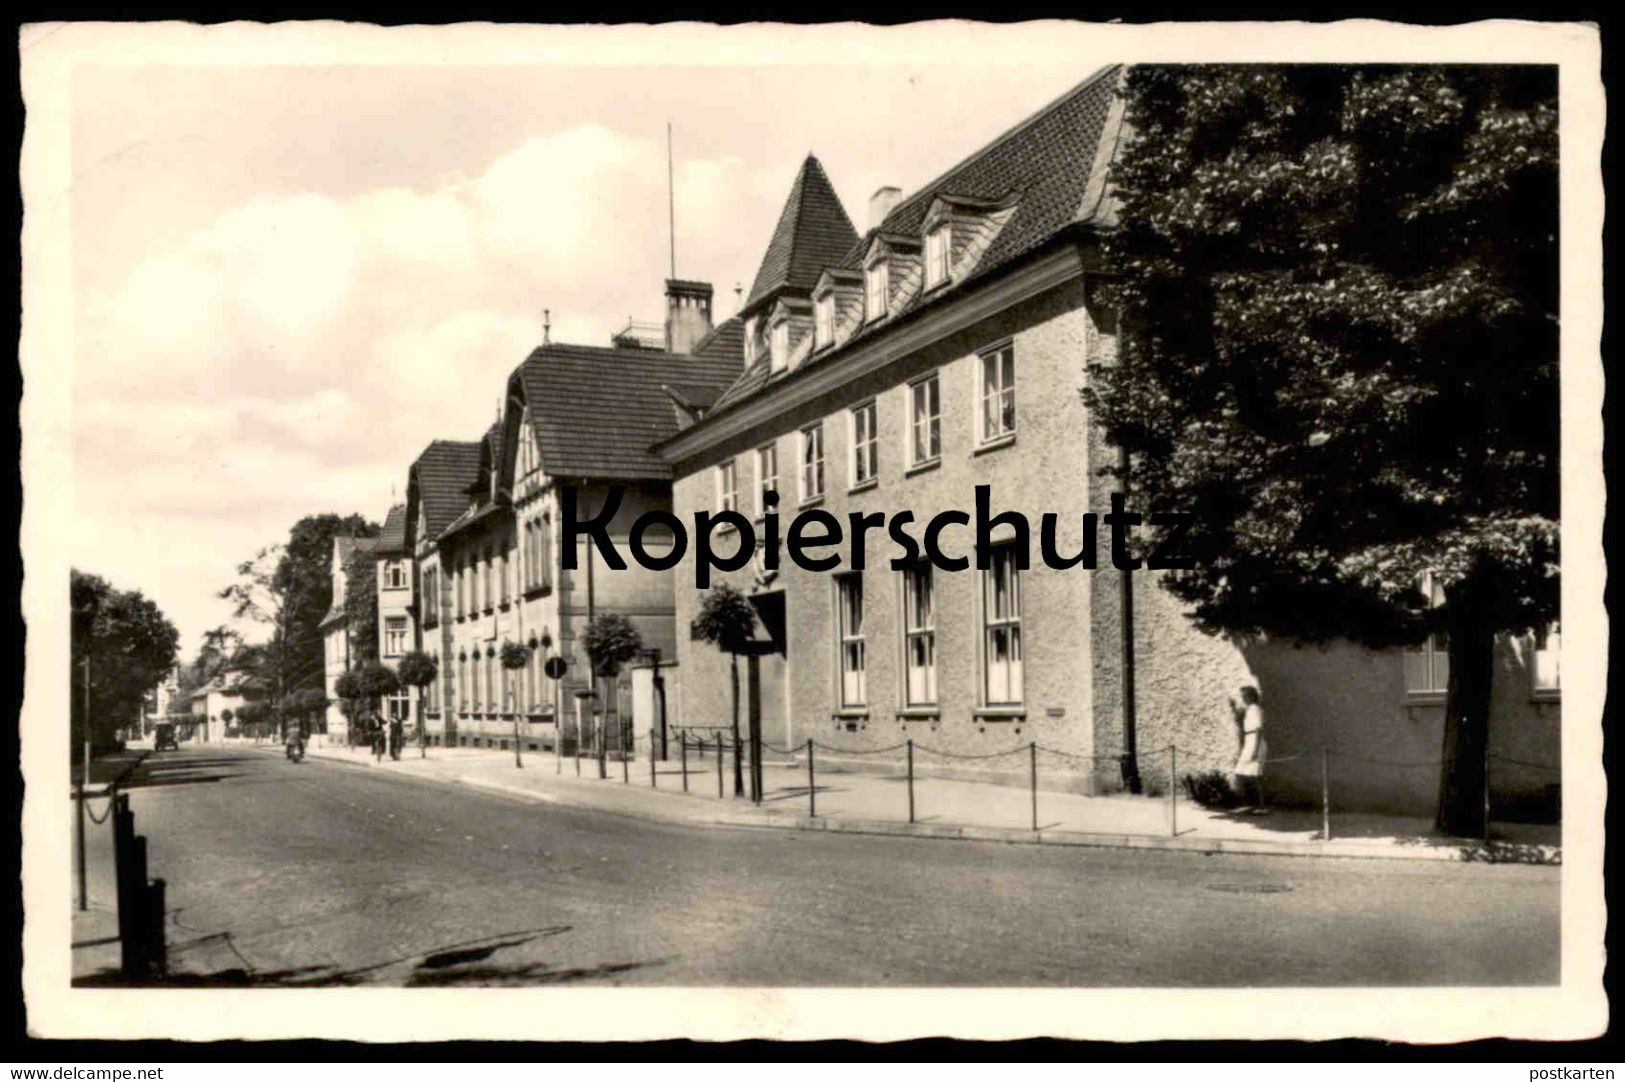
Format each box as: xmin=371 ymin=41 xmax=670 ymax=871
xmin=153 ymin=723 xmax=179 ymax=751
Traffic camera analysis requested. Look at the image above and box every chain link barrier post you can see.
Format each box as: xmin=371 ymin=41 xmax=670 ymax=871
xmin=680 ymin=734 xmax=689 ymax=793
xmin=1169 ymin=744 xmax=1178 ymax=837
xmin=715 ymin=735 xmax=724 ymax=799
xmin=807 ymin=738 xmax=816 ymax=818
xmin=1484 ymin=744 xmax=1492 ymax=843
xmin=907 ymin=739 xmax=916 ymax=824
xmin=1029 ymin=742 xmax=1038 ymax=833
xmin=650 ymin=729 xmax=657 ymax=789
xmin=1321 ymin=746 xmax=1331 ymax=841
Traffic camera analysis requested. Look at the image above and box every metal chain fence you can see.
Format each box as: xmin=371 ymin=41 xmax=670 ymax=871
xmin=548 ymin=723 xmax=1559 ymax=844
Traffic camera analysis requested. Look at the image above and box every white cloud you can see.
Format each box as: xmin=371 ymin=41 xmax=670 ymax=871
xmin=74 ymin=122 xmax=790 ymax=649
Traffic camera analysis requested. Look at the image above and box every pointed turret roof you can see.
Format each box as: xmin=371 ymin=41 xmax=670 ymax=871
xmin=742 ymin=155 xmax=858 ymax=315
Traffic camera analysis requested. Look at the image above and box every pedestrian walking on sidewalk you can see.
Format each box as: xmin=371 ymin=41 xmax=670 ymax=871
xmin=388 ymin=712 xmax=404 ymax=761
xmin=370 ymin=709 xmax=387 ymax=762
xmin=1229 ymin=685 xmax=1269 ymax=813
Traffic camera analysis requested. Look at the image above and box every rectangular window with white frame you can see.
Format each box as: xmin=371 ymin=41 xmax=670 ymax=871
xmin=743 ymin=316 xmax=759 ymax=364
xmin=540 ymin=512 xmax=552 ymax=589
xmin=757 ymin=443 xmax=778 ymax=517
xmin=902 ymin=563 xmax=936 ymax=706
xmin=926 ymin=222 xmax=951 ymax=287
xmin=982 ymin=545 xmax=1023 ymax=707
xmin=384 ymin=617 xmax=408 ymax=657
xmin=1403 ymin=573 xmax=1450 ymax=698
xmin=385 ymin=560 xmax=407 ymax=589
xmin=1531 ymin=621 xmax=1560 ymax=698
xmin=771 ymin=321 xmax=790 ymax=373
xmin=815 ymin=294 xmax=835 ymax=347
xmin=910 ymin=372 xmax=941 ymax=466
xmin=836 ymin=572 xmax=866 ymax=708
xmin=800 ymin=423 xmax=825 ymax=503
xmin=850 ymin=400 xmax=878 ymax=487
xmin=979 ymin=343 xmax=1016 ymax=444
xmin=865 ymin=260 xmax=887 ymax=320
xmin=717 ymin=458 xmax=739 ymax=515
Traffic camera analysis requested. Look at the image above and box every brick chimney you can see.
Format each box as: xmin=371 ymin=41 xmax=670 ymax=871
xmin=665 ymin=279 xmax=714 ymax=355
xmin=869 ymin=186 xmax=903 ymax=231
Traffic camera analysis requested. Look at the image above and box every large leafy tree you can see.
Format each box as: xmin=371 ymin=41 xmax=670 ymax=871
xmin=1085 ymin=65 xmax=1557 ymax=836
xmin=219 ymin=513 xmax=377 ymax=716
xmin=70 ymin=570 xmax=181 ymax=755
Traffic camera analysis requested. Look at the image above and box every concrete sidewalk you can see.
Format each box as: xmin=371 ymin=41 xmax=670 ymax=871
xmin=239 ymin=737 xmax=1561 ymax=864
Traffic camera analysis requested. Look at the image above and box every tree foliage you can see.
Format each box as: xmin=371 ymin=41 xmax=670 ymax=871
xmin=343 ymin=545 xmax=380 ymax=663
xmin=354 ymin=662 xmax=401 ymax=701
xmin=71 ymin=569 xmax=181 ymax=755
xmin=397 ymin=651 xmax=439 ymax=689
xmin=1085 ymin=65 xmax=1558 ymax=834
xmin=583 ymin=613 xmax=643 ymax=677
xmin=219 ymin=513 xmax=377 ymax=715
xmin=691 ymin=585 xmax=759 ymax=655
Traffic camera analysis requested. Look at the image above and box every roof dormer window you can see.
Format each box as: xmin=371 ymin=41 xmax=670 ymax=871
xmin=770 ymin=319 xmax=790 ymax=373
xmin=926 ymin=221 xmax=952 ymax=288
xmin=865 ymin=260 xmax=888 ymax=321
xmin=814 ymin=293 xmax=835 ymax=348
xmin=744 ymin=316 xmax=759 ymax=364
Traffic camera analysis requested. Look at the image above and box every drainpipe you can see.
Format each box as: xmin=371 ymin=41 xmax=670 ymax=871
xmin=1119 ymin=444 xmax=1142 ymax=795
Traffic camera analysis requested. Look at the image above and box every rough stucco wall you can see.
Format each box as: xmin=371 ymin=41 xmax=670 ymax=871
xmin=672 ymin=280 xmax=1103 ymax=790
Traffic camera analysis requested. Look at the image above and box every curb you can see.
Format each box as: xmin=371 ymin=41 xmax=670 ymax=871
xmin=75 ymin=750 xmax=151 ymax=796
xmin=243 ymin=744 xmax=1561 ymax=866
xmin=703 ymin=812 xmax=1560 ymax=864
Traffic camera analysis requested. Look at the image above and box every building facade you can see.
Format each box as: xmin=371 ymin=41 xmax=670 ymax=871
xmin=656 ymin=66 xmax=1562 ymax=816
xmin=320 ymin=534 xmax=379 ymax=742
xmin=402 ymin=281 xmax=743 ymax=756
xmin=373 ymin=504 xmax=415 ymax=731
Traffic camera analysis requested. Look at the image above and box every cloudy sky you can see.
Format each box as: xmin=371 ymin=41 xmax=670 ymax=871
xmin=64 ymin=25 xmax=1113 ymax=655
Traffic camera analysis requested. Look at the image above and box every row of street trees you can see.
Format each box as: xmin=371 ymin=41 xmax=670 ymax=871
xmin=70 ymin=569 xmax=182 ymax=756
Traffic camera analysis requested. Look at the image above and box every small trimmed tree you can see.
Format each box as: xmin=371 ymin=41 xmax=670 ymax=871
xmin=333 ymin=669 xmax=362 ymax=746
xmin=283 ymin=686 xmax=328 ymax=738
xmin=220 ymin=708 xmax=234 ymax=738
xmin=584 ymin=614 xmax=643 ymax=776
xmin=499 ymin=642 xmax=532 ymax=767
xmin=692 ymin=585 xmax=758 ymax=798
xmin=397 ymin=650 xmax=439 ymax=759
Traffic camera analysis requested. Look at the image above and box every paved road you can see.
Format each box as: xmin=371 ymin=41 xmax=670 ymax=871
xmin=78 ymin=745 xmax=1559 ymax=987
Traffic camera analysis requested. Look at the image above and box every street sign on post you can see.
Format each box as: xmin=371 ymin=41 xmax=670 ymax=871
xmin=546 ymin=656 xmax=568 ymax=774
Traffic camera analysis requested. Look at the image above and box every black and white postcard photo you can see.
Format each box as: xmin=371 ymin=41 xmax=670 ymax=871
xmin=16 ymin=17 xmax=1607 ymax=1048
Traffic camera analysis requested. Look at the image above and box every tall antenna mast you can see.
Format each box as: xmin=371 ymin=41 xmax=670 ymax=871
xmin=667 ymin=121 xmax=676 ymax=279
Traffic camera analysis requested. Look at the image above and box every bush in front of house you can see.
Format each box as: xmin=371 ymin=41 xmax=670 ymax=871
xmin=1182 ymin=770 xmax=1242 ymax=810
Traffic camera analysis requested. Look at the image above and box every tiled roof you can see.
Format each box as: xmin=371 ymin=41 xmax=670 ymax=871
xmin=742 ymin=155 xmax=859 ymax=314
xmin=410 ymin=440 xmax=483 ymax=540
xmin=709 ymin=66 xmax=1123 ymax=416
xmin=515 ymin=342 xmax=742 ymax=481
xmin=692 ymin=316 xmax=745 ymax=366
xmin=376 ymin=503 xmax=408 ymax=556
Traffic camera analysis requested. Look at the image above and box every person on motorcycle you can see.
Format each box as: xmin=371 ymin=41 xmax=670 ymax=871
xmin=283 ymin=716 xmax=306 ymax=761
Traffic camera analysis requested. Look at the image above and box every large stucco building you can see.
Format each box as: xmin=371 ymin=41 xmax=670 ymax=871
xmin=401 ymin=282 xmax=743 ymax=755
xmin=320 ymin=533 xmax=379 ymax=742
xmin=653 ymin=65 xmax=1561 ymax=816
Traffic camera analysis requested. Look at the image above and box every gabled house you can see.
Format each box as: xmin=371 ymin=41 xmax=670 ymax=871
xmin=403 ymin=280 xmax=744 ymax=754
xmin=404 ymin=438 xmax=484 ymax=745
xmin=320 ymin=533 xmax=379 ymax=741
xmin=655 ymin=65 xmax=1560 ymax=816
xmin=373 ymin=502 xmax=414 ymax=726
